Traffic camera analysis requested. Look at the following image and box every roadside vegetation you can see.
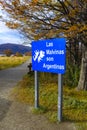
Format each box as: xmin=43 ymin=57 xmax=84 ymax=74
xmin=0 ymin=56 xmax=29 ymax=70
xmin=12 ymin=69 xmax=87 ymax=130
xmin=0 ymin=1 xmax=87 ymax=130
xmin=0 ymin=54 xmax=87 ymax=130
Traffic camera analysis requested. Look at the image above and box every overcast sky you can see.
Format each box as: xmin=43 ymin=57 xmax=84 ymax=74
xmin=0 ymin=5 xmax=26 ymax=45
xmin=0 ymin=21 xmax=26 ymax=44
xmin=0 ymin=6 xmax=31 ymax=46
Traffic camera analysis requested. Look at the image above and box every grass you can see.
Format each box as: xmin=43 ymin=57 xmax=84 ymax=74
xmin=12 ymin=72 xmax=87 ymax=130
xmin=0 ymin=56 xmax=30 ymax=70
xmin=1 ymin=56 xmax=86 ymax=129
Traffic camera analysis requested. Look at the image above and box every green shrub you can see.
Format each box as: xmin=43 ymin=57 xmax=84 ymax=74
xmin=64 ymin=61 xmax=80 ymax=87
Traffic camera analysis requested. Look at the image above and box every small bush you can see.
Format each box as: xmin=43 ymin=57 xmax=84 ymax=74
xmin=64 ymin=61 xmax=80 ymax=87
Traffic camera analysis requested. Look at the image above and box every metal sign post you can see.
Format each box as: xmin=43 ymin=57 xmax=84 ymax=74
xmin=58 ymin=74 xmax=63 ymax=122
xmin=35 ymin=71 xmax=39 ymax=108
xmin=32 ymin=38 xmax=66 ymax=121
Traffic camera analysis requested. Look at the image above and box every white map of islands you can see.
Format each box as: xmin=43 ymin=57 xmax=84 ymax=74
xmin=33 ymin=50 xmax=45 ymax=63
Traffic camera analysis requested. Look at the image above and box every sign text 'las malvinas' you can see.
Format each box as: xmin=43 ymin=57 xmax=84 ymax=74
xmin=32 ymin=38 xmax=66 ymax=74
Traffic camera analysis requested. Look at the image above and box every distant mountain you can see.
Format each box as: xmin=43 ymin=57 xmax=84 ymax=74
xmin=0 ymin=43 xmax=31 ymax=54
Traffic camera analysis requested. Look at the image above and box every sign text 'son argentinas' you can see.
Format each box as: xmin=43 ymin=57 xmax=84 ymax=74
xmin=32 ymin=38 xmax=66 ymax=74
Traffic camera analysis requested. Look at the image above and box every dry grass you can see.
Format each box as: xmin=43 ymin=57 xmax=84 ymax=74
xmin=0 ymin=56 xmax=29 ymax=70
xmin=12 ymin=73 xmax=87 ymax=130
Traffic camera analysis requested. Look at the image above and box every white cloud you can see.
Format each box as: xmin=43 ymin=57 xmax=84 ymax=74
xmin=0 ymin=22 xmax=11 ymax=33
xmin=0 ymin=7 xmax=26 ymax=44
xmin=0 ymin=7 xmax=31 ymax=45
xmin=0 ymin=21 xmax=24 ymax=44
xmin=0 ymin=34 xmax=22 ymax=44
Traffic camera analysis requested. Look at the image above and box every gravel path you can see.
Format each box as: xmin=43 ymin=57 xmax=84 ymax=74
xmin=0 ymin=59 xmax=76 ymax=130
xmin=0 ymin=60 xmax=30 ymax=99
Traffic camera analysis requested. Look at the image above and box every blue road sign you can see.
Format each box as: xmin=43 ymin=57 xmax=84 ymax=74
xmin=32 ymin=38 xmax=66 ymax=74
